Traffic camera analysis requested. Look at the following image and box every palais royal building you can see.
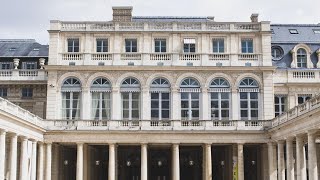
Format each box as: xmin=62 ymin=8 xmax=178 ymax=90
xmin=0 ymin=6 xmax=320 ymax=180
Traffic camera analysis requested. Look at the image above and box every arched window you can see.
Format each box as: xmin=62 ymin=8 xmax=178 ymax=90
xmin=91 ymin=78 xmax=111 ymax=120
xmin=61 ymin=77 xmax=81 ymax=119
xmin=121 ymin=77 xmax=141 ymax=120
xmin=150 ymin=78 xmax=171 ymax=120
xmin=239 ymin=78 xmax=259 ymax=120
xmin=297 ymin=48 xmax=307 ymax=68
xmin=209 ymin=78 xmax=230 ymax=120
xmin=180 ymin=78 xmax=200 ymax=120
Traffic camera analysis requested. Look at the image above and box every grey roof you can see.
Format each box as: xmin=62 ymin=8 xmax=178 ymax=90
xmin=132 ymin=16 xmax=214 ymax=23
xmin=271 ymin=24 xmax=320 ymax=44
xmin=0 ymin=39 xmax=48 ymax=57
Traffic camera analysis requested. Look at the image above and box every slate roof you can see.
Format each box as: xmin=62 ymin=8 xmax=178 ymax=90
xmin=132 ymin=16 xmax=214 ymax=23
xmin=271 ymin=24 xmax=320 ymax=44
xmin=0 ymin=39 xmax=48 ymax=57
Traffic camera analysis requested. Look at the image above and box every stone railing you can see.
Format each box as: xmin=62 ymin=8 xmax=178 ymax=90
xmin=208 ymin=54 xmax=230 ymax=61
xmin=45 ymin=119 xmax=271 ymax=131
xmin=62 ymin=53 xmax=84 ymax=61
xmin=292 ymin=71 xmax=315 ymax=78
xmin=0 ymin=70 xmax=47 ymax=81
xmin=179 ymin=53 xmax=201 ymax=61
xmin=271 ymin=94 xmax=320 ymax=127
xmin=150 ymin=53 xmax=172 ymax=61
xmin=57 ymin=21 xmax=265 ymax=32
xmin=0 ymin=97 xmax=44 ymax=128
xmin=238 ymin=54 xmax=261 ymax=61
xmin=91 ymin=53 xmax=113 ymax=61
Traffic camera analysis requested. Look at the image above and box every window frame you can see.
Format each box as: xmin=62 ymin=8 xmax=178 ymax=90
xmin=21 ymin=87 xmax=33 ymax=99
xmin=274 ymin=95 xmax=287 ymax=117
xmin=62 ymin=91 xmax=81 ymax=120
xmin=125 ymin=39 xmax=138 ymax=53
xmin=297 ymin=48 xmax=307 ymax=68
xmin=154 ymin=39 xmax=167 ymax=53
xmin=210 ymin=78 xmax=230 ymax=120
xmin=212 ymin=38 xmax=225 ymax=53
xmin=91 ymin=92 xmax=111 ymax=120
xmin=241 ymin=38 xmax=254 ymax=53
xmin=183 ymin=38 xmax=196 ymax=53
xmin=151 ymin=92 xmax=170 ymax=120
xmin=238 ymin=78 xmax=260 ymax=120
xmin=298 ymin=94 xmax=312 ymax=104
xmin=96 ymin=39 xmax=109 ymax=53
xmin=67 ymin=38 xmax=80 ymax=53
xmin=0 ymin=88 xmax=8 ymax=98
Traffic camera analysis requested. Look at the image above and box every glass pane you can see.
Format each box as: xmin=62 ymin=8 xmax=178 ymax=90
xmin=162 ymin=93 xmax=169 ymax=100
xmin=151 ymin=110 xmax=159 ymax=118
xmin=191 ymin=93 xmax=199 ymax=99
xmin=162 ymin=110 xmax=169 ymax=118
xmin=132 ymin=110 xmax=139 ymax=118
xmin=181 ymin=93 xmax=188 ymax=100
xmin=123 ymin=100 xmax=129 ymax=109
xmin=132 ymin=93 xmax=140 ymax=99
xmin=162 ymin=101 xmax=169 ymax=109
xmin=211 ymin=93 xmax=218 ymax=99
xmin=275 ymin=97 xmax=279 ymax=104
xmin=221 ymin=92 xmax=229 ymax=99
xmin=132 ymin=101 xmax=139 ymax=108
xmin=151 ymin=101 xmax=159 ymax=108
xmin=191 ymin=101 xmax=199 ymax=108
xmin=241 ymin=110 xmax=248 ymax=118
xmin=181 ymin=101 xmax=189 ymax=108
xmin=122 ymin=93 xmax=129 ymax=99
xmin=151 ymin=93 xmax=159 ymax=99
xmin=211 ymin=101 xmax=218 ymax=108
xmin=251 ymin=110 xmax=258 ymax=118
xmin=72 ymin=100 xmax=79 ymax=108
xmin=192 ymin=110 xmax=199 ymax=118
xmin=123 ymin=110 xmax=129 ymax=118
xmin=181 ymin=110 xmax=188 ymax=118
xmin=221 ymin=101 xmax=229 ymax=108
xmin=275 ymin=105 xmax=279 ymax=112
xmin=221 ymin=110 xmax=229 ymax=118
xmin=251 ymin=101 xmax=258 ymax=108
xmin=240 ymin=93 xmax=247 ymax=99
xmin=240 ymin=101 xmax=248 ymax=108
xmin=211 ymin=110 xmax=219 ymax=118
xmin=250 ymin=93 xmax=258 ymax=99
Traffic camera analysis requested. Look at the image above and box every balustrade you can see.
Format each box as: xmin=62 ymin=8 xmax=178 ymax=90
xmin=292 ymin=71 xmax=315 ymax=78
xmin=238 ymin=54 xmax=261 ymax=61
xmin=62 ymin=53 xmax=84 ymax=61
xmin=150 ymin=53 xmax=172 ymax=61
xmin=179 ymin=53 xmax=201 ymax=61
xmin=209 ymin=53 xmax=230 ymax=61
xmin=121 ymin=53 xmax=142 ymax=61
xmin=91 ymin=53 xmax=113 ymax=61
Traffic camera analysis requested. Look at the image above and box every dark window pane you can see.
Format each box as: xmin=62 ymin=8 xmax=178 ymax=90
xmin=192 ymin=110 xmax=199 ymax=118
xmin=162 ymin=101 xmax=169 ymax=109
xmin=221 ymin=110 xmax=229 ymax=118
xmin=181 ymin=101 xmax=189 ymax=108
xmin=151 ymin=110 xmax=159 ymax=118
xmin=251 ymin=101 xmax=258 ymax=108
xmin=240 ymin=101 xmax=248 ymax=108
xmin=211 ymin=101 xmax=219 ymax=108
xmin=241 ymin=110 xmax=248 ymax=118
xmin=191 ymin=101 xmax=199 ymax=108
xmin=162 ymin=110 xmax=169 ymax=118
xmin=240 ymin=93 xmax=247 ymax=99
xmin=162 ymin=93 xmax=169 ymax=99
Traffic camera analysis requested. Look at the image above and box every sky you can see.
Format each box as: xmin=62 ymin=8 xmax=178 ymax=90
xmin=0 ymin=0 xmax=319 ymax=44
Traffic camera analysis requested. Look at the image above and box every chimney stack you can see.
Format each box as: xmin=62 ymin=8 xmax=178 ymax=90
xmin=112 ymin=6 xmax=133 ymax=22
xmin=250 ymin=13 xmax=259 ymax=23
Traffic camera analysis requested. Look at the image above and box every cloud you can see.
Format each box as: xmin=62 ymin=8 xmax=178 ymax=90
xmin=0 ymin=0 xmax=319 ymax=44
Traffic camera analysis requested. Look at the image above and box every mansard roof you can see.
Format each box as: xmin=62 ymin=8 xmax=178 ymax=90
xmin=0 ymin=39 xmax=48 ymax=57
xmin=271 ymin=24 xmax=320 ymax=44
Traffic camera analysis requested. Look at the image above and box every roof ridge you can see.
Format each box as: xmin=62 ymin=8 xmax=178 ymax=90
xmin=0 ymin=39 xmax=36 ymax=43
xmin=133 ymin=16 xmax=210 ymax=19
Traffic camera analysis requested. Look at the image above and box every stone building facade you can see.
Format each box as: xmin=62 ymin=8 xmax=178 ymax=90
xmin=0 ymin=6 xmax=319 ymax=180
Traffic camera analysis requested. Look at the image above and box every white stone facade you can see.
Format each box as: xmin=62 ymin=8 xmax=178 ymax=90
xmin=0 ymin=6 xmax=319 ymax=180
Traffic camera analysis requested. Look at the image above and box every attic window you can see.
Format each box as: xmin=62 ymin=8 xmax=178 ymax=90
xmin=289 ymin=29 xmax=299 ymax=34
xmin=33 ymin=48 xmax=40 ymax=51
xmin=9 ymin=48 xmax=16 ymax=51
xmin=313 ymin=29 xmax=320 ymax=34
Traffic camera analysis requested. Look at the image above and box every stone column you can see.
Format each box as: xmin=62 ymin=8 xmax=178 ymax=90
xmin=77 ymin=143 xmax=84 ymax=180
xmin=141 ymin=144 xmax=148 ymax=180
xmin=277 ymin=141 xmax=285 ymax=180
xmin=296 ymin=136 xmax=306 ymax=180
xmin=267 ymin=142 xmax=277 ymax=180
xmin=0 ymin=130 xmax=6 ymax=180
xmin=308 ymin=132 xmax=318 ymax=180
xmin=171 ymin=89 xmax=181 ymax=121
xmin=45 ymin=143 xmax=52 ymax=180
xmin=38 ymin=143 xmax=44 ymax=180
xmin=286 ymin=138 xmax=294 ymax=180
xmin=172 ymin=144 xmax=180 ymax=180
xmin=108 ymin=144 xmax=116 ymax=180
xmin=31 ymin=141 xmax=37 ymax=180
xmin=9 ymin=134 xmax=17 ymax=180
xmin=20 ymin=137 xmax=28 ymax=180
xmin=237 ymin=144 xmax=244 ymax=180
xmin=231 ymin=90 xmax=239 ymax=120
xmin=204 ymin=144 xmax=212 ymax=180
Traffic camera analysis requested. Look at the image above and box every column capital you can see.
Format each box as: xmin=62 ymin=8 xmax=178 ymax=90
xmin=0 ymin=129 xmax=7 ymax=134
xmin=307 ymin=130 xmax=318 ymax=136
xmin=204 ymin=143 xmax=212 ymax=147
xmin=285 ymin=136 xmax=295 ymax=141
xmin=267 ymin=142 xmax=276 ymax=146
xmin=20 ymin=136 xmax=28 ymax=141
xmin=277 ymin=140 xmax=285 ymax=144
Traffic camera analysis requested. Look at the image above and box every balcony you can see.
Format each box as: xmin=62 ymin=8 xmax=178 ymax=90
xmin=274 ymin=69 xmax=320 ymax=84
xmin=0 ymin=69 xmax=47 ymax=81
xmin=271 ymin=94 xmax=320 ymax=127
xmin=57 ymin=21 xmax=266 ymax=32
xmin=45 ymin=119 xmax=271 ymax=131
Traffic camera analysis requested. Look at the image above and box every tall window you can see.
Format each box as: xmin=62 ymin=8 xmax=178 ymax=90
xmin=275 ymin=95 xmax=287 ymax=117
xmin=297 ymin=48 xmax=307 ymax=68
xmin=67 ymin=39 xmax=80 ymax=52
xmin=22 ymin=88 xmax=33 ymax=98
xmin=96 ymin=39 xmax=108 ymax=52
xmin=121 ymin=78 xmax=140 ymax=120
xmin=183 ymin=39 xmax=196 ymax=53
xmin=0 ymin=88 xmax=8 ymax=98
xmin=241 ymin=39 xmax=253 ymax=53
xmin=125 ymin=39 xmax=138 ymax=52
xmin=22 ymin=62 xmax=37 ymax=69
xmin=150 ymin=78 xmax=170 ymax=120
xmin=298 ymin=94 xmax=311 ymax=104
xmin=210 ymin=78 xmax=230 ymax=120
xmin=91 ymin=78 xmax=111 ymax=120
xmin=0 ymin=62 xmax=13 ymax=69
xmin=212 ymin=39 xmax=225 ymax=53
xmin=180 ymin=78 xmax=200 ymax=120
xmin=155 ymin=39 xmax=167 ymax=53
xmin=239 ymin=78 xmax=259 ymax=120
xmin=61 ymin=78 xmax=81 ymax=119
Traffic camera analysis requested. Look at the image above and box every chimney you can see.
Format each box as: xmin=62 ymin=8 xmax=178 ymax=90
xmin=112 ymin=6 xmax=133 ymax=22
xmin=250 ymin=13 xmax=259 ymax=23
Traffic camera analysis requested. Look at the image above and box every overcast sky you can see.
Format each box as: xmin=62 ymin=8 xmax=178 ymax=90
xmin=1 ymin=0 xmax=319 ymax=44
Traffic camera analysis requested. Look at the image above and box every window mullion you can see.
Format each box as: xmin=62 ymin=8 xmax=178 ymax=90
xmin=129 ymin=93 xmax=132 ymax=120
xmin=70 ymin=92 xmax=73 ymax=120
xmin=159 ymin=93 xmax=162 ymax=120
xmin=99 ymin=93 xmax=102 ymax=120
xmin=188 ymin=93 xmax=192 ymax=120
xmin=248 ymin=92 xmax=251 ymax=120
xmin=218 ymin=93 xmax=222 ymax=120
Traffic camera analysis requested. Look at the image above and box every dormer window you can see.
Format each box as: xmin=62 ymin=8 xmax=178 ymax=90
xmin=9 ymin=48 xmax=16 ymax=51
xmin=291 ymin=44 xmax=313 ymax=68
xmin=297 ymin=48 xmax=307 ymax=68
xmin=289 ymin=29 xmax=299 ymax=34
xmin=313 ymin=29 xmax=320 ymax=34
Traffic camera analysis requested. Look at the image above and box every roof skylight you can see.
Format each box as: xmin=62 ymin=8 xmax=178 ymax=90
xmin=289 ymin=29 xmax=299 ymax=34
xmin=313 ymin=29 xmax=320 ymax=34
